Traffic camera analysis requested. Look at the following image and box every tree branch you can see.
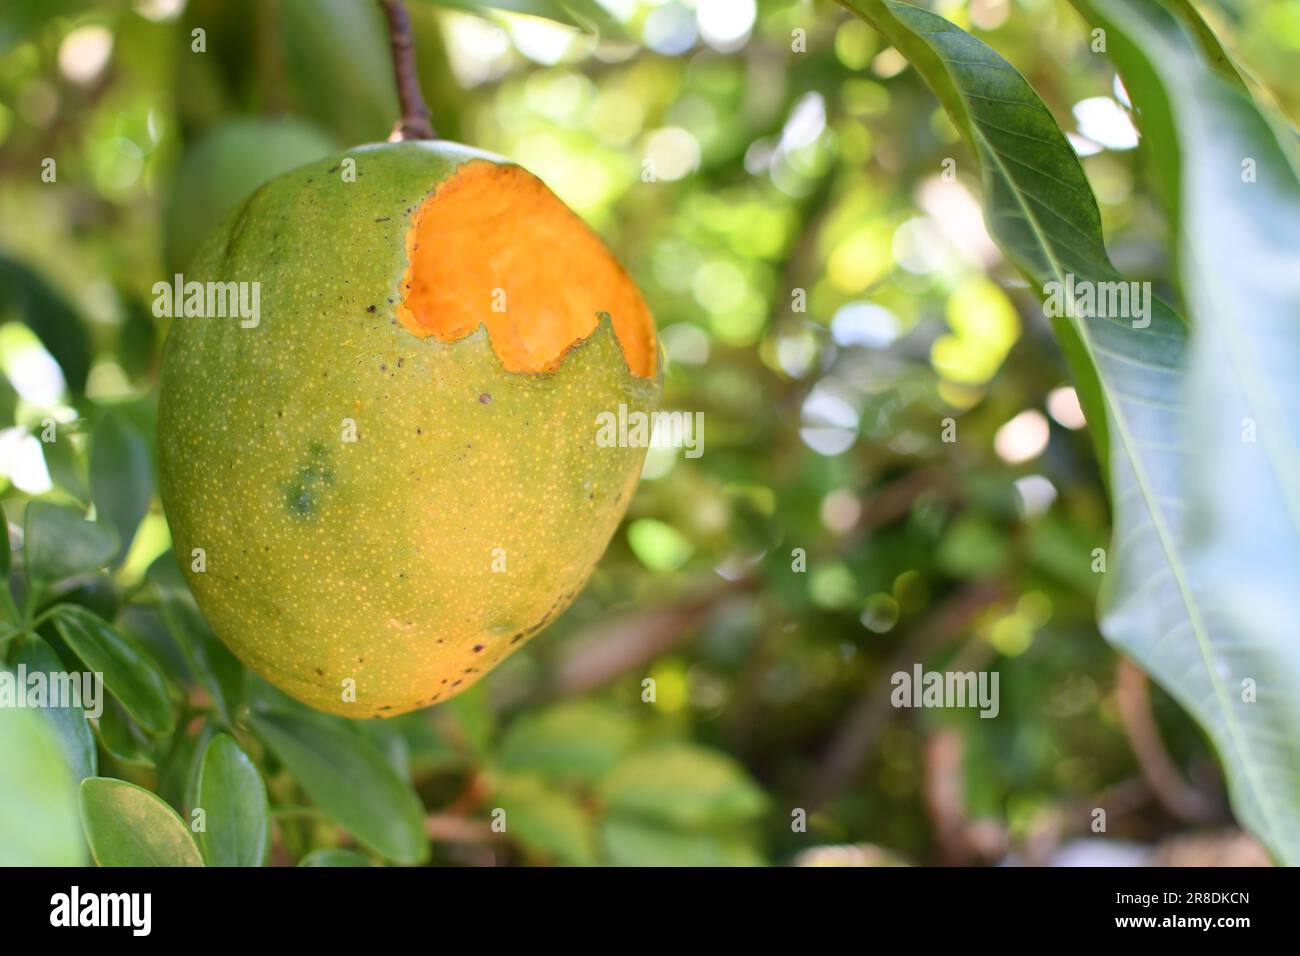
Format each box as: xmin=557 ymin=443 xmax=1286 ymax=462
xmin=1114 ymin=657 xmax=1218 ymax=824
xmin=379 ymin=0 xmax=435 ymax=141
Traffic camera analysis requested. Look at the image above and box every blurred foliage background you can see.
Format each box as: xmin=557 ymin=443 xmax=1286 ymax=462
xmin=2 ymin=0 xmax=1295 ymax=866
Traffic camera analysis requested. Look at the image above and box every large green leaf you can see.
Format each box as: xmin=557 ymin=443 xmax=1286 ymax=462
xmin=195 ymin=734 xmax=270 ymax=867
xmin=22 ymin=502 xmax=119 ymax=586
xmin=249 ymin=709 xmax=430 ymax=865
xmin=11 ymin=634 xmax=97 ymax=782
xmin=53 ymin=604 xmax=175 ymax=737
xmin=79 ymin=777 xmax=204 ymax=867
xmin=842 ymin=0 xmax=1300 ymax=862
xmin=1068 ymin=0 xmax=1300 ymax=865
xmin=0 ymin=705 xmax=84 ymax=865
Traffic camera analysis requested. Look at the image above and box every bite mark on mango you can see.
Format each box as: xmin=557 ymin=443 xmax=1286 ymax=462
xmin=395 ymin=160 xmax=657 ymax=378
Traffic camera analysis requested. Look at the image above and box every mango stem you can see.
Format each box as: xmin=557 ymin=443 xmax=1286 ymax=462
xmin=379 ymin=0 xmax=436 ymax=141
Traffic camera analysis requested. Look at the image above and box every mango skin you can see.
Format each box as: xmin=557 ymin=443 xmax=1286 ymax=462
xmin=158 ymin=142 xmax=659 ymax=717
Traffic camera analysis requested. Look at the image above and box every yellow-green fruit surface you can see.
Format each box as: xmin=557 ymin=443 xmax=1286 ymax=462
xmin=158 ymin=142 xmax=659 ymax=717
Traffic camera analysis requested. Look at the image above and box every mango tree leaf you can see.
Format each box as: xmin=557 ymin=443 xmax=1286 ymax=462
xmin=154 ymin=721 xmax=208 ymax=814
xmin=147 ymin=554 xmax=246 ymax=725
xmin=491 ymin=772 xmax=596 ymax=865
xmin=44 ymin=572 xmax=120 ymax=622
xmin=445 ymin=683 xmax=494 ymax=755
xmin=412 ymin=0 xmax=580 ymax=28
xmin=116 ymin=292 xmax=159 ymax=381
xmin=844 ymin=0 xmax=1300 ymax=863
xmin=52 ymin=604 xmax=175 ymax=736
xmin=598 ymin=744 xmax=768 ymax=829
xmin=40 ymin=430 xmax=90 ymax=503
xmin=1161 ymin=0 xmax=1248 ymax=90
xmin=280 ymin=0 xmax=397 ymax=146
xmin=90 ymin=410 xmax=153 ymax=564
xmin=298 ymin=848 xmax=375 ymax=867
xmin=165 ymin=118 xmax=340 ymax=273
xmin=23 ymin=502 xmax=118 ymax=585
xmin=1068 ymin=0 xmax=1300 ymax=866
xmin=357 ymin=719 xmax=411 ymax=779
xmin=0 ymin=372 xmax=15 ymax=429
xmin=601 ymin=816 xmax=765 ymax=867
xmin=394 ymin=712 xmax=465 ymax=775
xmin=497 ymin=700 xmax=638 ymax=783
xmin=12 ymin=634 xmax=97 ymax=782
xmin=0 ymin=255 xmax=91 ymax=396
xmin=195 ymin=734 xmax=270 ymax=867
xmin=94 ymin=698 xmax=154 ymax=767
xmin=0 ymin=705 xmax=84 ymax=865
xmin=249 ymin=709 xmax=429 ymax=865
xmin=79 ymin=777 xmax=204 ymax=867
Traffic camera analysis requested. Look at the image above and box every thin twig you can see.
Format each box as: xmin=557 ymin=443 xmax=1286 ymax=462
xmin=547 ymin=578 xmax=755 ymax=697
xmin=425 ymin=815 xmax=503 ymax=844
xmin=379 ymin=0 xmax=435 ymax=141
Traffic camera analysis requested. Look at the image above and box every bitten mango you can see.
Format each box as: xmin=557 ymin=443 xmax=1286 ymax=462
xmin=158 ymin=142 xmax=660 ymax=717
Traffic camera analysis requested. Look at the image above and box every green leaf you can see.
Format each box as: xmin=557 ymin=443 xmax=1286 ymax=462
xmin=79 ymin=777 xmax=204 ymax=867
xmin=394 ymin=712 xmax=465 ymax=775
xmin=22 ymin=502 xmax=119 ymax=585
xmin=116 ymin=292 xmax=159 ymax=381
xmin=600 ymin=816 xmax=765 ymax=867
xmin=11 ymin=634 xmax=97 ymax=782
xmin=598 ymin=744 xmax=768 ymax=829
xmin=94 ymin=698 xmax=154 ymax=767
xmin=1161 ymin=0 xmax=1248 ymax=90
xmin=41 ymin=430 xmax=90 ymax=503
xmin=445 ymin=683 xmax=494 ymax=755
xmin=0 ymin=255 xmax=91 ymax=396
xmin=280 ymin=0 xmax=398 ymax=146
xmin=1067 ymin=0 xmax=1300 ymax=866
xmin=0 ymin=706 xmax=84 ymax=865
xmin=147 ymin=554 xmax=245 ymax=725
xmin=0 ymin=372 xmax=15 ymax=429
xmin=164 ymin=118 xmax=340 ymax=273
xmin=837 ymin=0 xmax=1188 ymax=487
xmin=298 ymin=848 xmax=375 ymax=867
xmin=357 ymin=719 xmax=411 ymax=779
xmin=491 ymin=772 xmax=596 ymax=865
xmin=53 ymin=604 xmax=175 ymax=736
xmin=90 ymin=410 xmax=153 ymax=564
xmin=249 ymin=709 xmax=429 ymax=865
xmin=195 ymin=734 xmax=270 ymax=867
xmin=497 ymin=701 xmax=638 ymax=783
xmin=410 ymin=0 xmax=579 ymax=29
xmin=155 ymin=721 xmax=208 ymax=814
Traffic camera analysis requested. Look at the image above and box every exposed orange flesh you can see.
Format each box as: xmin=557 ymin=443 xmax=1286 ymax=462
xmin=396 ymin=160 xmax=656 ymax=377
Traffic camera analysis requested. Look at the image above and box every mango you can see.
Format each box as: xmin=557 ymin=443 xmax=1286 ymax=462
xmin=158 ymin=142 xmax=660 ymax=717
